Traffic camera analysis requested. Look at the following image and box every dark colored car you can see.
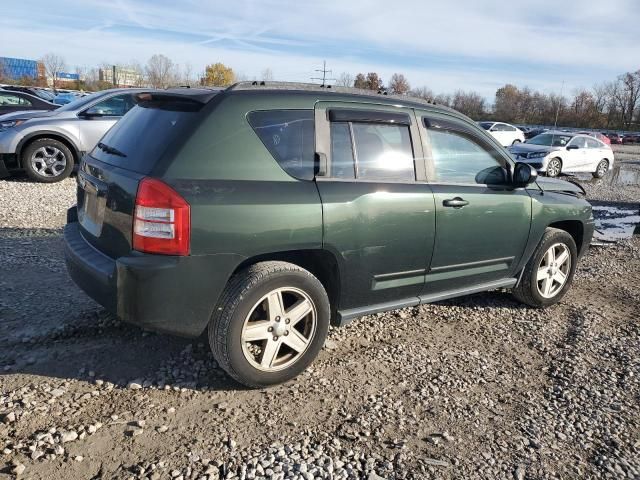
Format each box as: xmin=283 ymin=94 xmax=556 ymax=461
xmin=622 ymin=133 xmax=638 ymax=144
xmin=64 ymin=83 xmax=595 ymax=388
xmin=523 ymin=127 xmax=546 ymax=139
xmin=0 ymin=90 xmax=58 ymax=115
xmin=607 ymin=133 xmax=622 ymax=144
xmin=1 ymin=85 xmax=56 ymax=102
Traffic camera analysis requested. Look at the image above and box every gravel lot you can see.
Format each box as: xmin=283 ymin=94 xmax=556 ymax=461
xmin=1 ymin=146 xmax=639 ymax=480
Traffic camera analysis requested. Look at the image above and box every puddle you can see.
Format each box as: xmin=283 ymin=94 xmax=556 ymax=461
xmin=591 ymin=204 xmax=640 ymax=242
xmin=572 ymin=161 xmax=640 ymax=188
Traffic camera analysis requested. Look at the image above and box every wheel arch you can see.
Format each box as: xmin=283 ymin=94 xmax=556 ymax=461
xmin=16 ymin=131 xmax=81 ymax=167
xmin=230 ymin=249 xmax=343 ymax=326
xmin=547 ymin=220 xmax=584 ymax=254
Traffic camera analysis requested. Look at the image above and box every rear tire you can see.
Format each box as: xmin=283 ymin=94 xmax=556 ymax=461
xmin=512 ymin=228 xmax=577 ymax=308
xmin=592 ymin=159 xmax=609 ymax=179
xmin=546 ymin=158 xmax=562 ymax=177
xmin=22 ymin=138 xmax=74 ymax=183
xmin=208 ymin=261 xmax=330 ymax=388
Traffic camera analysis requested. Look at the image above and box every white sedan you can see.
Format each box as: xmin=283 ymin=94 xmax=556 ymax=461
xmin=509 ymin=131 xmax=614 ymax=178
xmin=479 ymin=121 xmax=525 ymax=146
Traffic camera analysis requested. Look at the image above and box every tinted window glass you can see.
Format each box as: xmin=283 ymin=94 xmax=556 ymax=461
xmin=586 ymin=138 xmax=601 ymax=148
xmin=503 ymin=124 xmax=516 ymax=131
xmin=479 ymin=122 xmax=493 ymax=130
xmin=85 ymin=94 xmax=134 ymax=116
xmin=0 ymin=93 xmax=30 ymax=106
xmin=330 ymin=122 xmax=355 ymax=179
xmin=427 ymin=127 xmax=506 ymax=184
xmin=352 ymin=123 xmax=415 ymax=182
xmin=90 ymin=102 xmax=204 ymax=174
xmin=569 ymin=137 xmax=587 ymax=148
xmin=248 ymin=110 xmax=315 ymax=180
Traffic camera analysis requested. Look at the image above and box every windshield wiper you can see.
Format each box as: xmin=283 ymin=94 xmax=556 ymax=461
xmin=97 ymin=142 xmax=127 ymax=157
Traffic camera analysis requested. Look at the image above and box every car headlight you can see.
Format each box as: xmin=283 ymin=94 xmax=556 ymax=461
xmin=0 ymin=119 xmax=26 ymax=131
xmin=529 ymin=152 xmax=547 ymax=159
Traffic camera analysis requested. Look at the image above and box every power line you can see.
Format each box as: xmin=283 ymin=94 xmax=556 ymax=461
xmin=311 ymin=60 xmax=336 ymax=87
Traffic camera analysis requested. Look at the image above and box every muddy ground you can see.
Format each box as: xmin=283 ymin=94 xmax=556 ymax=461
xmin=1 ymin=145 xmax=639 ymax=479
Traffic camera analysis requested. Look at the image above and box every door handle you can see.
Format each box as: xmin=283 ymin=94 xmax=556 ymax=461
xmin=443 ymin=197 xmax=469 ymax=208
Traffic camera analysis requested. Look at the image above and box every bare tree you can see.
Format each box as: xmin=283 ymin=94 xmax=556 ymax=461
xmin=41 ymin=53 xmax=67 ymax=92
xmin=145 ymin=54 xmax=176 ymax=88
xmin=261 ymin=68 xmax=274 ymax=81
xmin=411 ymin=86 xmax=435 ymax=102
xmin=389 ymin=73 xmax=410 ymax=95
xmin=451 ymin=90 xmax=486 ymax=119
xmin=335 ymin=72 xmax=354 ymax=87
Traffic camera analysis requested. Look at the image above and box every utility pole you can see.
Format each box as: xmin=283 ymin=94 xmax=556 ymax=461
xmin=311 ymin=60 xmax=336 ymax=87
xmin=112 ymin=65 xmax=117 ymax=87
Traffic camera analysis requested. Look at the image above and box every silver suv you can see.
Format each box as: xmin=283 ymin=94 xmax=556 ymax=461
xmin=0 ymin=88 xmax=150 ymax=183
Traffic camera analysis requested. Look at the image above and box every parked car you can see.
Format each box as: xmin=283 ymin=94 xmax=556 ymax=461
xmin=63 ymin=84 xmax=595 ymax=387
xmin=478 ymin=121 xmax=525 ymax=146
xmin=1 ymin=85 xmax=56 ymax=102
xmin=606 ymin=133 xmax=622 ymax=144
xmin=53 ymin=92 xmax=81 ymax=105
xmin=0 ymin=88 xmax=150 ymax=183
xmin=0 ymin=90 xmax=58 ymax=115
xmin=510 ymin=131 xmax=614 ymax=178
xmin=622 ymin=133 xmax=638 ymax=144
xmin=524 ymin=127 xmax=547 ymax=140
xmin=578 ymin=131 xmax=611 ymax=145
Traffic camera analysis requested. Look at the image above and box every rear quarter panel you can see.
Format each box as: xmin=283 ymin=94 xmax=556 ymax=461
xmin=160 ymin=92 xmax=324 ymax=259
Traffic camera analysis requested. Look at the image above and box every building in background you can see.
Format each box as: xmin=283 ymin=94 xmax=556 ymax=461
xmin=0 ymin=56 xmax=44 ymax=82
xmin=99 ymin=67 xmax=143 ymax=87
xmin=55 ymin=72 xmax=81 ymax=87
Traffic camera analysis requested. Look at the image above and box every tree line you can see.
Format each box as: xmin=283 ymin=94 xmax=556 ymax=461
xmin=338 ymin=69 xmax=640 ymax=131
xmin=2 ymin=52 xmax=638 ymax=131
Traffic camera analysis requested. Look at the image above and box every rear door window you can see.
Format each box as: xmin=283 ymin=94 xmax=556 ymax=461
xmin=351 ymin=123 xmax=415 ymax=182
xmin=85 ymin=94 xmax=135 ymax=117
xmin=247 ymin=110 xmax=315 ymax=180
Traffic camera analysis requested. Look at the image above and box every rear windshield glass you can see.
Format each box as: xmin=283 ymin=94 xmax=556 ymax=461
xmin=89 ymin=101 xmax=203 ymax=174
xmin=247 ymin=110 xmax=315 ymax=180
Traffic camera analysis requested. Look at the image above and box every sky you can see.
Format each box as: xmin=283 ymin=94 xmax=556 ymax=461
xmin=1 ymin=0 xmax=639 ymax=99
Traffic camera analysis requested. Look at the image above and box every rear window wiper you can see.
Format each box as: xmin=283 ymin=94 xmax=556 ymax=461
xmin=97 ymin=142 xmax=127 ymax=157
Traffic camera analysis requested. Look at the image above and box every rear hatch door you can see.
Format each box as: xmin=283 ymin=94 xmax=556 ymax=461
xmin=77 ymin=91 xmax=213 ymax=258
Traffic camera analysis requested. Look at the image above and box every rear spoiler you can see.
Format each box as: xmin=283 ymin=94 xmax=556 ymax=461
xmin=134 ymin=88 xmax=221 ymax=107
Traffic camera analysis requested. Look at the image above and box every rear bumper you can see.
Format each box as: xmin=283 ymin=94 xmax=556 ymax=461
xmin=64 ymin=213 xmax=242 ymax=338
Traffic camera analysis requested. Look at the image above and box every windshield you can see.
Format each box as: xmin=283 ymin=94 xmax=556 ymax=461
xmin=479 ymin=122 xmax=493 ymax=130
xmin=55 ymin=91 xmax=109 ymax=112
xmin=527 ymin=133 xmax=573 ymax=147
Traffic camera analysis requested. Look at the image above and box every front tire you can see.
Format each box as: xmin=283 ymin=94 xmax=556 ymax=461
xmin=592 ymin=159 xmax=609 ymax=179
xmin=512 ymin=228 xmax=577 ymax=308
xmin=546 ymin=158 xmax=562 ymax=177
xmin=22 ymin=138 xmax=74 ymax=183
xmin=208 ymin=261 xmax=330 ymax=388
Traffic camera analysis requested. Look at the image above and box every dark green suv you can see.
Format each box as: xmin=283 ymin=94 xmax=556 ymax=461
xmin=64 ymin=83 xmax=594 ymax=387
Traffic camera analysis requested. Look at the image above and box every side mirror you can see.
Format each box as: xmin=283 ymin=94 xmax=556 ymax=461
xmin=566 ymin=144 xmax=579 ymax=150
xmin=513 ymin=162 xmax=538 ymax=187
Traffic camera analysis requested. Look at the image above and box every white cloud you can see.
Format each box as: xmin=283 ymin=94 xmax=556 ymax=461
xmin=1 ymin=0 xmax=638 ymax=97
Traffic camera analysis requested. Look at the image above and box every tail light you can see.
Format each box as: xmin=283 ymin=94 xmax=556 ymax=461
xmin=133 ymin=178 xmax=190 ymax=256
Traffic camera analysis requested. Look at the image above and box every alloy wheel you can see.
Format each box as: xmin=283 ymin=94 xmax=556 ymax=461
xmin=30 ymin=146 xmax=67 ymax=178
xmin=546 ymin=159 xmax=561 ymax=177
xmin=597 ymin=160 xmax=608 ymax=177
xmin=241 ymin=287 xmax=317 ymax=372
xmin=536 ymin=243 xmax=571 ymax=298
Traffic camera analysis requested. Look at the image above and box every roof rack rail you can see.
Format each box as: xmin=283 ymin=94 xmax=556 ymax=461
xmin=224 ymin=81 xmax=451 ymax=112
